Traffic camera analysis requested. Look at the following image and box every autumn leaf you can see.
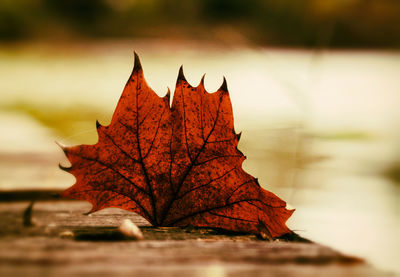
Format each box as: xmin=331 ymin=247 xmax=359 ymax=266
xmin=59 ymin=53 xmax=294 ymax=237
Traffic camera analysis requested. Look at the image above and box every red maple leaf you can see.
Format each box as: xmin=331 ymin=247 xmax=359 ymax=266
xmin=60 ymin=53 xmax=294 ymax=237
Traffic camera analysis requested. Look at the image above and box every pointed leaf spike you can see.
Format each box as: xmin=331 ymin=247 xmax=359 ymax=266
xmin=59 ymin=163 xmax=71 ymax=172
xmin=200 ymin=74 xmax=206 ymax=87
xmin=96 ymin=120 xmax=102 ymax=129
xmin=55 ymin=140 xmax=64 ymax=148
xmin=55 ymin=141 xmax=67 ymax=152
xmin=177 ymin=65 xmax=187 ymax=83
xmin=133 ymin=52 xmax=142 ymax=72
xmin=219 ymin=76 xmax=228 ymax=92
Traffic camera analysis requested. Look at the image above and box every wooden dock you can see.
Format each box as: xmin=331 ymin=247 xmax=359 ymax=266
xmin=0 ymin=200 xmax=389 ymax=277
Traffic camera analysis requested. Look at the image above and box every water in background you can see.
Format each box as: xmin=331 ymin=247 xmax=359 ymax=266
xmin=0 ymin=42 xmax=399 ymax=273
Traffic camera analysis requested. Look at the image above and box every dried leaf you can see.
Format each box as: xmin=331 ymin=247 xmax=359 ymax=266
xmin=60 ymin=53 xmax=294 ymax=237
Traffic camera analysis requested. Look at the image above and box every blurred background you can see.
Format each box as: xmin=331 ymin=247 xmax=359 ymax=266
xmin=0 ymin=0 xmax=399 ymax=274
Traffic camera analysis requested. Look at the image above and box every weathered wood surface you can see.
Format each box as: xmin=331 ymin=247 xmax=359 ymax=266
xmin=0 ymin=201 xmax=388 ymax=277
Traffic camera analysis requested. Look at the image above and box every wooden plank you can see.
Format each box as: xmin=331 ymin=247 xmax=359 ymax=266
xmin=0 ymin=201 xmax=388 ymax=277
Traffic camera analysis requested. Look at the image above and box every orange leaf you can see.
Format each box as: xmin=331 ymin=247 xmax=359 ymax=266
xmin=60 ymin=53 xmax=294 ymax=237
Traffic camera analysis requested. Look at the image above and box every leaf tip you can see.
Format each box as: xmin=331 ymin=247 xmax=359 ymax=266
xmin=165 ymin=87 xmax=171 ymax=101
xmin=55 ymin=140 xmax=63 ymax=148
xmin=133 ymin=51 xmax=142 ymax=72
xmin=96 ymin=120 xmax=102 ymax=129
xmin=55 ymin=141 xmax=67 ymax=152
xmin=177 ymin=65 xmax=187 ymax=83
xmin=59 ymin=163 xmax=72 ymax=172
xmin=219 ymin=76 xmax=228 ymax=92
xmin=199 ymin=73 xmax=206 ymax=86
